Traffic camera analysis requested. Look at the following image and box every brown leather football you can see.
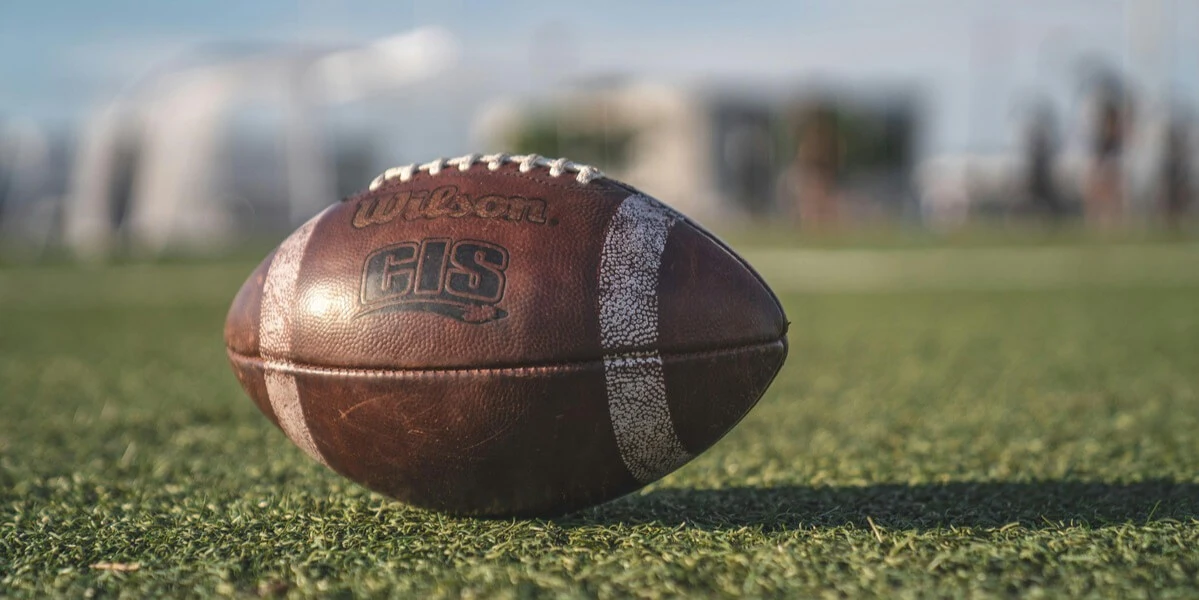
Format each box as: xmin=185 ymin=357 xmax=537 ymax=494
xmin=225 ymin=153 xmax=788 ymax=517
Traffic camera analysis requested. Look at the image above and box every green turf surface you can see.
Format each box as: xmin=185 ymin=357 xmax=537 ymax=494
xmin=3 ymin=241 xmax=1199 ymax=598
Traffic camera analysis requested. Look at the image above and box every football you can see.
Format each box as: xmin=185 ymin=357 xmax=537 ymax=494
xmin=224 ymin=153 xmax=788 ymax=517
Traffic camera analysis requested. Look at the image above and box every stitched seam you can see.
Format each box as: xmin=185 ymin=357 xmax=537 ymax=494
xmin=366 ymin=165 xmax=622 ymax=199
xmin=226 ymin=337 xmax=786 ymax=378
xmin=369 ymin=154 xmax=605 ymax=190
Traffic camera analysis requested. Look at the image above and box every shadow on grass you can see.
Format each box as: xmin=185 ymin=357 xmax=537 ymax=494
xmin=562 ymin=480 xmax=1199 ymax=531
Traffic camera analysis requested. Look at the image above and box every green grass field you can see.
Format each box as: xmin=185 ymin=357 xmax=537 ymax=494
xmin=3 ymin=237 xmax=1199 ymax=598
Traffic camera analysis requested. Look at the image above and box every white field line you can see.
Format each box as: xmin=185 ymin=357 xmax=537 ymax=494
xmin=744 ymin=245 xmax=1199 ymax=293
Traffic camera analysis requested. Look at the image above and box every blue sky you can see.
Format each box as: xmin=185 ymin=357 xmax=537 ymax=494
xmin=1 ymin=0 xmax=1196 ymax=154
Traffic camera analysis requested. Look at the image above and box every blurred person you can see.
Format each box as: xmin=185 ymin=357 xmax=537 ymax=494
xmin=1022 ymin=103 xmax=1065 ymax=221
xmin=722 ymin=116 xmax=776 ymax=216
xmin=1161 ymin=114 xmax=1193 ymax=230
xmin=778 ymin=103 xmax=844 ymax=229
xmin=0 ymin=123 xmax=10 ymax=225
xmin=1083 ymin=78 xmax=1132 ymax=228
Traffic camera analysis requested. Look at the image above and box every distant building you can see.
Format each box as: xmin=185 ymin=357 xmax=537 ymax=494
xmin=474 ymin=80 xmax=921 ymax=227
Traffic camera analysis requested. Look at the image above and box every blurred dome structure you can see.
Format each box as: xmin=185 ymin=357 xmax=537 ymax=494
xmin=63 ymin=27 xmax=459 ymax=258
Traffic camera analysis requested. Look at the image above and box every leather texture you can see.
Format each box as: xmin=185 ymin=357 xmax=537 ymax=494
xmin=225 ymin=160 xmax=788 ymax=517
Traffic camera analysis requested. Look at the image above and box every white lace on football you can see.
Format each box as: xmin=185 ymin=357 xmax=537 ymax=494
xmin=368 ymin=153 xmax=605 ymax=190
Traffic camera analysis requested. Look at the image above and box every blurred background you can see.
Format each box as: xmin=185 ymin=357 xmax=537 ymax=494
xmin=0 ymin=0 xmax=1196 ymax=258
xmin=5 ymin=4 xmax=1199 ymax=596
